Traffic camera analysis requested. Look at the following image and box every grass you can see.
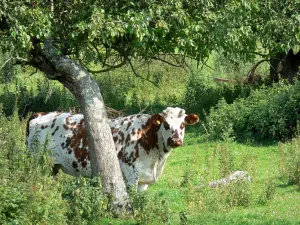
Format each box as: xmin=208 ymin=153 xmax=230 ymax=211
xmin=1 ymin=113 xmax=299 ymax=224
xmin=117 ymin=132 xmax=299 ymax=224
xmin=0 ymin=110 xmax=299 ymax=224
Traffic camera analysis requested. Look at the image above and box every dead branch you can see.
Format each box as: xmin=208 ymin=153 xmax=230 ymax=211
xmin=247 ymin=59 xmax=269 ymax=83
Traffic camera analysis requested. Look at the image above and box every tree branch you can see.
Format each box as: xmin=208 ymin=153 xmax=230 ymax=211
xmin=81 ymin=58 xmax=127 ymax=74
xmin=127 ymin=57 xmax=160 ymax=88
xmin=247 ymin=59 xmax=269 ymax=83
xmin=0 ymin=57 xmax=29 ymax=70
xmin=151 ymin=56 xmax=182 ymax=67
xmin=0 ymin=58 xmax=13 ymax=70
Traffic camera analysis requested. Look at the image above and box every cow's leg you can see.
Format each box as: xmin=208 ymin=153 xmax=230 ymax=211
xmin=121 ymin=164 xmax=139 ymax=191
xmin=52 ymin=164 xmax=61 ymax=175
xmin=137 ymin=184 xmax=148 ymax=192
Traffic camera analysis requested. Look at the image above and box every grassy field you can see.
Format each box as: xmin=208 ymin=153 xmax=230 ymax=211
xmin=95 ymin=129 xmax=299 ymax=224
xmin=0 ymin=109 xmax=299 ymax=224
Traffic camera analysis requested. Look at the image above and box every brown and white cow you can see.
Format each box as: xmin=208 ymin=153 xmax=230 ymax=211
xmin=26 ymin=107 xmax=199 ymax=191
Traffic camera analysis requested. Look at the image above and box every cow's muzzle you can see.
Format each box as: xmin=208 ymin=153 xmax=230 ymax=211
xmin=167 ymin=137 xmax=183 ymax=148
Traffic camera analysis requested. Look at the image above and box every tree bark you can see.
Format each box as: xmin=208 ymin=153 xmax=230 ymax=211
xmin=270 ymin=51 xmax=285 ymax=83
xmin=29 ymin=40 xmax=129 ymax=211
xmin=270 ymin=49 xmax=300 ymax=83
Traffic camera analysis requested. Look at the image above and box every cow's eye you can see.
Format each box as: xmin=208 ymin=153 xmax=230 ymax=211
xmin=163 ymin=121 xmax=170 ymax=130
xmin=180 ymin=123 xmax=185 ymax=129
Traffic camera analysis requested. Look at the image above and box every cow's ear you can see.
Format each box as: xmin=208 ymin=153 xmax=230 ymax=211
xmin=184 ymin=114 xmax=199 ymax=125
xmin=151 ymin=114 xmax=164 ymax=126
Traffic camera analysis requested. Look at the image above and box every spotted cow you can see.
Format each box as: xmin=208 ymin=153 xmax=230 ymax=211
xmin=26 ymin=107 xmax=199 ymax=191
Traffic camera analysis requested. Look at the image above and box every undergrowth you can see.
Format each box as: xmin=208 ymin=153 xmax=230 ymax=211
xmin=0 ymin=108 xmax=299 ymax=224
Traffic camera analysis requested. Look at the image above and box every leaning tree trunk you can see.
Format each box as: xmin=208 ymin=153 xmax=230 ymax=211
xmin=30 ymin=40 xmax=129 ymax=211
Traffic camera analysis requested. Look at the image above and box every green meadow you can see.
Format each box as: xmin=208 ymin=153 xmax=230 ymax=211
xmin=0 ymin=67 xmax=299 ymax=224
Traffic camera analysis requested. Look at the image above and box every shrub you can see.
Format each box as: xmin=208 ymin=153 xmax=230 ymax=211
xmin=207 ymin=81 xmax=300 ymax=141
xmin=131 ymin=191 xmax=171 ymax=224
xmin=61 ymin=177 xmax=111 ymax=224
xmin=184 ymin=73 xmax=251 ymax=119
xmin=0 ymin=111 xmax=68 ymax=224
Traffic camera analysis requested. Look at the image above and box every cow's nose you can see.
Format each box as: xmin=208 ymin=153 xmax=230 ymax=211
xmin=168 ymin=137 xmax=183 ymax=148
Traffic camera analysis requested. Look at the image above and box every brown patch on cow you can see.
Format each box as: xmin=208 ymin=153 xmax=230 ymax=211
xmin=138 ymin=114 xmax=164 ymax=154
xmin=41 ymin=125 xmax=45 ymax=129
xmin=51 ymin=118 xmax=57 ymax=128
xmin=184 ymin=114 xmax=199 ymax=125
xmin=63 ymin=124 xmax=69 ymax=130
xmin=117 ymin=148 xmax=124 ymax=159
xmin=134 ymin=143 xmax=139 ymax=160
xmin=26 ymin=112 xmax=49 ymax=137
xmin=136 ymin=115 xmax=141 ymax=118
xmin=51 ymin=126 xmax=59 ymax=136
xmin=67 ymin=118 xmax=90 ymax=162
xmin=65 ymin=115 xmax=72 ymax=125
xmin=131 ymin=128 xmax=136 ymax=136
xmin=126 ymin=121 xmax=132 ymax=130
xmin=72 ymin=161 xmax=78 ymax=168
xmin=125 ymin=134 xmax=131 ymax=145
xmin=113 ymin=136 xmax=118 ymax=143
xmin=163 ymin=121 xmax=170 ymax=130
xmin=130 ymin=116 xmax=134 ymax=120
xmin=81 ymin=161 xmax=87 ymax=168
xmin=137 ymin=128 xmax=142 ymax=138
xmin=65 ymin=137 xmax=71 ymax=148
xmin=71 ymin=121 xmax=77 ymax=126
xmin=117 ymin=146 xmax=138 ymax=166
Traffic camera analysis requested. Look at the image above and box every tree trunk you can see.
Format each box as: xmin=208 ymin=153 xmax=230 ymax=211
xmin=270 ymin=51 xmax=285 ymax=83
xmin=270 ymin=49 xmax=300 ymax=83
xmin=29 ymin=40 xmax=129 ymax=212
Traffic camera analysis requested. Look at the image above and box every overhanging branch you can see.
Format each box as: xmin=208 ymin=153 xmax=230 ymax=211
xmin=151 ymin=56 xmax=182 ymax=67
xmin=81 ymin=58 xmax=127 ymax=74
xmin=127 ymin=57 xmax=159 ymax=88
xmin=247 ymin=59 xmax=269 ymax=83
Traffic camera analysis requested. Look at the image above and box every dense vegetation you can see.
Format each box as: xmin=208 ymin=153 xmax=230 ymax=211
xmin=1 ymin=56 xmax=300 ymax=224
xmin=1 ymin=0 xmax=300 ymax=223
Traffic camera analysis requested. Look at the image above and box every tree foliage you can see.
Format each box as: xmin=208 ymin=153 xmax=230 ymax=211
xmin=1 ymin=1 xmax=300 ymax=72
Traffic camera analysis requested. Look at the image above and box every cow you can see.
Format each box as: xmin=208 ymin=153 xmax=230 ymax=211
xmin=26 ymin=107 xmax=199 ymax=191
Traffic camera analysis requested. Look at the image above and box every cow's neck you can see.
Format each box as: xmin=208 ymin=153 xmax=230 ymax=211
xmin=155 ymin=129 xmax=173 ymax=160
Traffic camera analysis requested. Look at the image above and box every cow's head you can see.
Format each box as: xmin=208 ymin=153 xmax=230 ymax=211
xmin=150 ymin=107 xmax=199 ymax=149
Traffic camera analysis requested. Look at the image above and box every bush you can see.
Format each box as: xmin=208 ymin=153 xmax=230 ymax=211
xmin=184 ymin=73 xmax=251 ymax=119
xmin=0 ymin=111 xmax=68 ymax=224
xmin=207 ymin=81 xmax=300 ymax=141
